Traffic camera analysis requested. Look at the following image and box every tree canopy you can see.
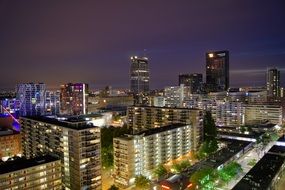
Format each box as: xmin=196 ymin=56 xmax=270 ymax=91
xmin=135 ymin=175 xmax=151 ymax=190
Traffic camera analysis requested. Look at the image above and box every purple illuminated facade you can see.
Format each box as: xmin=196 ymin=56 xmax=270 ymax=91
xmin=60 ymin=83 xmax=88 ymax=115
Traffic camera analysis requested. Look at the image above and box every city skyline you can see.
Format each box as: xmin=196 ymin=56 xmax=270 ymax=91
xmin=0 ymin=0 xmax=285 ymax=90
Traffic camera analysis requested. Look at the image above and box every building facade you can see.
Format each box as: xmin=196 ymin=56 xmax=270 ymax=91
xmin=267 ymin=68 xmax=281 ymax=98
xmin=243 ymin=104 xmax=282 ymax=125
xmin=212 ymin=101 xmax=243 ymax=127
xmin=16 ymin=83 xmax=46 ymax=116
xmin=20 ymin=116 xmax=101 ymax=190
xmin=206 ymin=50 xmax=229 ymax=92
xmin=60 ymin=83 xmax=88 ymax=115
xmin=45 ymin=90 xmax=60 ymax=115
xmin=113 ymin=124 xmax=196 ymax=188
xmin=0 ymin=155 xmax=62 ymax=190
xmin=178 ymin=73 xmax=203 ymax=94
xmin=130 ymin=56 xmax=150 ymax=95
xmin=127 ymin=106 xmax=203 ymax=150
xmin=164 ymin=85 xmax=191 ymax=108
xmin=0 ymin=127 xmax=21 ymax=161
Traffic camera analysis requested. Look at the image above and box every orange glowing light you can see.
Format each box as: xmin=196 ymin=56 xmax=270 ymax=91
xmin=161 ymin=185 xmax=171 ymax=190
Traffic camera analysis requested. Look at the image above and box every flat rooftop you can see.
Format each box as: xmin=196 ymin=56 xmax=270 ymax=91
xmin=0 ymin=155 xmax=60 ymax=175
xmin=185 ymin=139 xmax=252 ymax=177
xmin=128 ymin=105 xmax=201 ymax=111
xmin=20 ymin=115 xmax=99 ymax=130
xmin=116 ymin=124 xmax=190 ymax=140
xmin=268 ymin=145 xmax=285 ymax=156
xmin=233 ymin=154 xmax=285 ymax=190
xmin=0 ymin=127 xmax=19 ymax=136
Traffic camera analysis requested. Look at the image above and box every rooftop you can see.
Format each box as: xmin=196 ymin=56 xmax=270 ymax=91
xmin=20 ymin=115 xmax=99 ymax=130
xmin=129 ymin=105 xmax=201 ymax=111
xmin=233 ymin=154 xmax=285 ymax=190
xmin=268 ymin=145 xmax=285 ymax=156
xmin=116 ymin=124 xmax=190 ymax=140
xmin=0 ymin=155 xmax=60 ymax=175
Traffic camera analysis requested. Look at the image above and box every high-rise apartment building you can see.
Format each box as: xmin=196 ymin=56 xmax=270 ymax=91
xmin=164 ymin=85 xmax=191 ymax=108
xmin=127 ymin=106 xmax=203 ymax=150
xmin=20 ymin=116 xmax=101 ymax=190
xmin=206 ymin=51 xmax=229 ymax=92
xmin=45 ymin=90 xmax=60 ymax=115
xmin=60 ymin=83 xmax=88 ymax=115
xmin=212 ymin=101 xmax=243 ymax=127
xmin=130 ymin=56 xmax=150 ymax=95
xmin=179 ymin=73 xmax=203 ymax=94
xmin=267 ymin=68 xmax=281 ymax=98
xmin=113 ymin=124 xmax=197 ymax=188
xmin=16 ymin=83 xmax=46 ymax=116
xmin=0 ymin=155 xmax=62 ymax=190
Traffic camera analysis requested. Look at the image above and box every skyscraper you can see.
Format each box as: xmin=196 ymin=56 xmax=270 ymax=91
xmin=206 ymin=50 xmax=229 ymax=92
xmin=60 ymin=83 xmax=88 ymax=115
xmin=267 ymin=68 xmax=280 ymax=98
xmin=130 ymin=56 xmax=150 ymax=95
xmin=16 ymin=83 xmax=46 ymax=116
xmin=179 ymin=73 xmax=203 ymax=94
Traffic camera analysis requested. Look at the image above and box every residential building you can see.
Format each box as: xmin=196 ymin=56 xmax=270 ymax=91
xmin=16 ymin=83 xmax=46 ymax=116
xmin=213 ymin=101 xmax=243 ymax=127
xmin=45 ymin=90 xmax=60 ymax=115
xmin=0 ymin=155 xmax=62 ymax=190
xmin=113 ymin=124 xmax=196 ymax=188
xmin=0 ymin=126 xmax=21 ymax=161
xmin=164 ymin=85 xmax=191 ymax=107
xmin=20 ymin=116 xmax=101 ymax=190
xmin=60 ymin=83 xmax=88 ymax=115
xmin=127 ymin=106 xmax=203 ymax=149
xmin=243 ymin=104 xmax=282 ymax=125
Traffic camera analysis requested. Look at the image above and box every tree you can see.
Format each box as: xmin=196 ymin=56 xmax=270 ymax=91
xmin=218 ymin=162 xmax=242 ymax=182
xmin=101 ymin=126 xmax=132 ymax=168
xmin=190 ymin=167 xmax=214 ymax=187
xmin=203 ymin=111 xmax=217 ymax=141
xmin=135 ymin=175 xmax=151 ymax=190
xmin=172 ymin=160 xmax=191 ymax=173
xmin=108 ymin=185 xmax=119 ymax=190
xmin=153 ymin=164 xmax=167 ymax=178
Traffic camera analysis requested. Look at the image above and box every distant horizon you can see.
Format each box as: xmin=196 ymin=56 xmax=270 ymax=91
xmin=0 ymin=66 xmax=283 ymax=92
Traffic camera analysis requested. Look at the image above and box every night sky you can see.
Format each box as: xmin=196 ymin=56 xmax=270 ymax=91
xmin=0 ymin=0 xmax=285 ymax=90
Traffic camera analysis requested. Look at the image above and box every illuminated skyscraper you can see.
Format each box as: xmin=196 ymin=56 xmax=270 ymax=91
xmin=16 ymin=83 xmax=46 ymax=116
xmin=206 ymin=50 xmax=229 ymax=92
xmin=60 ymin=83 xmax=88 ymax=115
xmin=130 ymin=56 xmax=150 ymax=94
xmin=267 ymin=68 xmax=280 ymax=98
